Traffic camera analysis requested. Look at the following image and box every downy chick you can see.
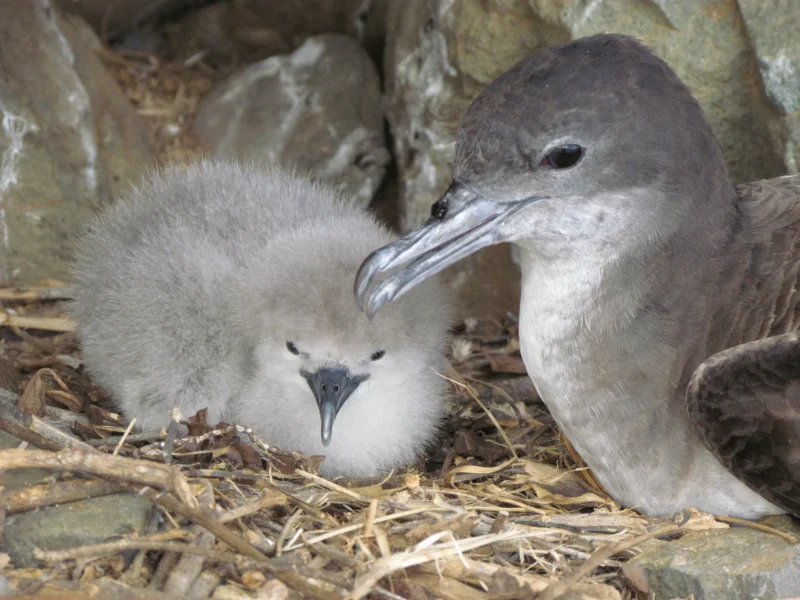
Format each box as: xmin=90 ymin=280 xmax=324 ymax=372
xmin=70 ymin=161 xmax=451 ymax=477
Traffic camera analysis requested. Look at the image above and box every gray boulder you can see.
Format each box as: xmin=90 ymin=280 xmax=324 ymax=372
xmin=193 ymin=34 xmax=390 ymax=209
xmin=0 ymin=0 xmax=155 ymax=283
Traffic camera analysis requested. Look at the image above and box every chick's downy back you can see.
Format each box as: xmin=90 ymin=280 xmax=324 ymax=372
xmin=70 ymin=161 xmax=451 ymax=477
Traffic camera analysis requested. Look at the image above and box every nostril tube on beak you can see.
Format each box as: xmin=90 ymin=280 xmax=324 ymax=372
xmin=301 ymin=367 xmax=369 ymax=446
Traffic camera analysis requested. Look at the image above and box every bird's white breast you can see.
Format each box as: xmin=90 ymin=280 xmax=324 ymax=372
xmin=515 ymin=249 xmax=782 ymax=518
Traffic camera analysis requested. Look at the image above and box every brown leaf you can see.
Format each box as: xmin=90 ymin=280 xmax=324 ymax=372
xmin=213 ymin=423 xmax=240 ymax=447
xmin=484 ymin=353 xmax=528 ymax=375
xmin=217 ymin=446 xmax=244 ymax=468
xmin=19 ymin=370 xmax=47 ymax=416
xmin=453 ymin=429 xmax=480 ymax=456
xmin=186 ymin=408 xmax=211 ymax=436
xmin=240 ymin=570 xmax=266 ymax=590
xmin=267 ymin=450 xmax=298 ymax=475
xmin=70 ymin=420 xmax=105 ymax=441
xmin=45 ymin=389 xmax=82 ymax=412
xmin=231 ymin=442 xmax=263 ymax=470
xmin=85 ymin=403 xmax=126 ymax=426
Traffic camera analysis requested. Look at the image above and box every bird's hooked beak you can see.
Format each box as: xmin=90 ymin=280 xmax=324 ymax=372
xmin=301 ymin=367 xmax=369 ymax=446
xmin=354 ymin=180 xmax=544 ymax=317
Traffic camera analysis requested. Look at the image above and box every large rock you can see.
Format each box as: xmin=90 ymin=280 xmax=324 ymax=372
xmin=384 ymin=0 xmax=794 ymax=318
xmin=739 ymin=0 xmax=800 ymax=116
xmin=0 ymin=396 xmax=155 ymax=569
xmin=193 ymin=34 xmax=390 ymax=209
xmin=55 ymin=0 xmax=189 ymax=41
xmin=2 ymin=492 xmax=154 ymax=568
xmin=622 ymin=517 xmax=800 ymax=599
xmin=0 ymin=0 xmax=155 ymax=283
xmin=738 ymin=0 xmax=800 ymax=175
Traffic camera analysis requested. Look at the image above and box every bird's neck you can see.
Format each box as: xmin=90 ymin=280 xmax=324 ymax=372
xmin=514 ymin=198 xmax=779 ymax=516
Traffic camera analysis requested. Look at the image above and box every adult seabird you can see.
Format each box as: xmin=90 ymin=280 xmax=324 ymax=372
xmin=355 ymin=33 xmax=800 ymax=518
xmin=70 ymin=161 xmax=451 ymax=478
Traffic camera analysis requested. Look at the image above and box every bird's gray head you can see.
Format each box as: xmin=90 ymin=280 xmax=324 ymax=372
xmin=235 ymin=214 xmax=450 ymax=454
xmin=355 ymin=34 xmax=733 ymax=316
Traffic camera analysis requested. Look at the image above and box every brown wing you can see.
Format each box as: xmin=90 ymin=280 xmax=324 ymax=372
xmin=687 ymin=333 xmax=800 ymax=516
xmin=737 ymin=175 xmax=800 ymax=234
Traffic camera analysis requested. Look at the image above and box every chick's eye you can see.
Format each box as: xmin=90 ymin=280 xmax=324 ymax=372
xmin=370 ymin=350 xmax=385 ymax=361
xmin=540 ymin=144 xmax=584 ymax=169
xmin=286 ymin=341 xmax=299 ymax=355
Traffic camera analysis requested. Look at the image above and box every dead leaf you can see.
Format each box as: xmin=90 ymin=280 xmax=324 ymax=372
xmin=241 ymin=570 xmax=266 ymax=589
xmin=19 ymin=370 xmax=47 ymax=416
xmin=186 ymin=408 xmax=211 ymax=435
xmin=484 ymin=353 xmax=528 ymax=375
xmin=45 ymin=389 xmax=82 ymax=412
xmin=231 ymin=442 xmax=263 ymax=470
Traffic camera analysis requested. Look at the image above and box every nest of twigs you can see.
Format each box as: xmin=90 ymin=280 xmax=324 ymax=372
xmin=0 ymin=288 xmax=707 ymax=600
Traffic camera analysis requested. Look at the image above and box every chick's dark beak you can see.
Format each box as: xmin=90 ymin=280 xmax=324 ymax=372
xmin=354 ymin=180 xmax=544 ymax=318
xmin=301 ymin=367 xmax=369 ymax=446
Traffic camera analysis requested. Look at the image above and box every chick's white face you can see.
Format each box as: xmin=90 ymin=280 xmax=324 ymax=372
xmin=237 ymin=252 xmax=451 ymax=479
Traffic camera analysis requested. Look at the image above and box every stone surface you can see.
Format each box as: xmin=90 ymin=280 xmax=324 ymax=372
xmin=55 ymin=0 xmax=188 ymax=41
xmin=132 ymin=0 xmax=389 ymax=74
xmin=623 ymin=516 xmax=800 ymax=600
xmin=0 ymin=0 xmax=155 ymax=283
xmin=739 ymin=0 xmax=800 ymax=116
xmin=0 ymin=392 xmax=155 ymax=569
xmin=383 ymin=0 xmax=795 ymax=318
xmin=193 ymin=34 xmax=389 ymax=209
xmin=2 ymin=492 xmax=154 ymax=568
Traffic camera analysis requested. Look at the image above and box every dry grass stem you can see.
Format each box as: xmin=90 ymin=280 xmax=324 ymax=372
xmin=714 ymin=515 xmax=797 ymax=543
xmin=0 ymin=311 xmax=75 ymax=332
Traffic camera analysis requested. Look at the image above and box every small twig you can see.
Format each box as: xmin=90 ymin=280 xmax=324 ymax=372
xmin=30 ymin=417 xmax=100 ymax=453
xmin=295 ymin=469 xmax=371 ymax=503
xmin=0 ymin=449 xmax=196 ymax=508
xmin=142 ymin=489 xmax=263 ymax=560
xmin=0 ymin=311 xmax=75 ymax=332
xmin=113 ymin=418 xmax=136 ymax=456
xmin=306 ymin=539 xmax=366 ymax=573
xmin=2 ymin=477 xmax=125 ymax=514
xmin=0 ymin=285 xmax=74 ymax=302
xmin=714 ymin=515 xmax=797 ymax=544
xmin=364 ymin=498 xmax=378 ymax=538
xmin=538 ymin=524 xmax=681 ymax=600
xmin=0 ymin=416 xmax=63 ymax=451
xmin=36 ymin=539 xmax=234 ymax=565
xmin=42 ymin=404 xmax=89 ymax=425
xmin=36 ymin=528 xmax=347 ymax=600
xmin=284 ymin=507 xmax=452 ymax=551
xmin=163 ymin=408 xmax=183 ymax=465
xmin=86 ymin=429 xmax=165 ymax=447
xmin=219 ymin=489 xmax=285 ymax=523
xmin=148 ymin=548 xmax=180 ymax=590
xmin=164 ymin=480 xmax=216 ymax=595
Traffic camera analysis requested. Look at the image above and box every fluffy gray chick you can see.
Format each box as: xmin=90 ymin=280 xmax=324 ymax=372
xmin=70 ymin=161 xmax=451 ymax=478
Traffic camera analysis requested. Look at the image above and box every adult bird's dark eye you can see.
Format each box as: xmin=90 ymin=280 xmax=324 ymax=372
xmin=430 ymin=199 xmax=447 ymax=220
xmin=371 ymin=350 xmax=385 ymax=361
xmin=286 ymin=341 xmax=299 ymax=355
xmin=541 ymin=144 xmax=584 ymax=169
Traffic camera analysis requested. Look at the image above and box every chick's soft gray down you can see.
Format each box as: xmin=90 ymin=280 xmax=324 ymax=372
xmin=70 ymin=161 xmax=451 ymax=477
